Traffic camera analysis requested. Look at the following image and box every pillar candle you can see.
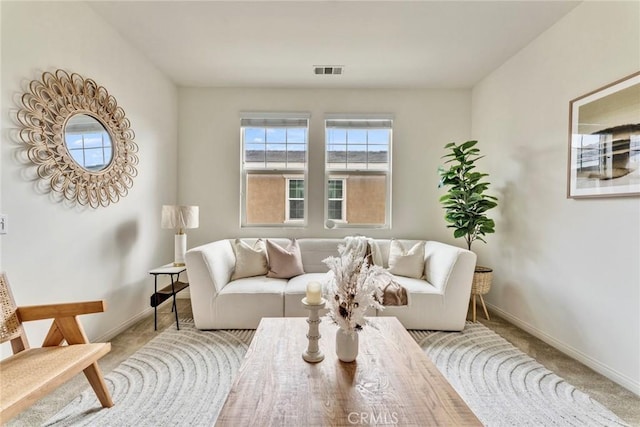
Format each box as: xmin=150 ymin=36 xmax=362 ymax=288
xmin=306 ymin=281 xmax=322 ymax=304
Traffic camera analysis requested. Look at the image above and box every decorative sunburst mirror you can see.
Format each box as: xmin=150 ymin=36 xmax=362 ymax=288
xmin=17 ymin=69 xmax=138 ymax=208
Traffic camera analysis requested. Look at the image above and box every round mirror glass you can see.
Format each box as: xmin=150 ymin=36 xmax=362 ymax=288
xmin=64 ymin=114 xmax=113 ymax=171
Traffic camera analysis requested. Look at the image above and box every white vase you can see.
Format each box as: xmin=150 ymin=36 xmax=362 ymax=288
xmin=335 ymin=327 xmax=359 ymax=362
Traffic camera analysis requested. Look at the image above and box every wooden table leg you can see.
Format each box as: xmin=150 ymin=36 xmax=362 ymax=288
xmin=472 ymin=294 xmax=477 ymax=322
xmin=479 ymin=295 xmax=490 ymax=321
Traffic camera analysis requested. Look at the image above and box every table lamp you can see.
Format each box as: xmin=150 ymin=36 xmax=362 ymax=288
xmin=161 ymin=205 xmax=199 ymax=266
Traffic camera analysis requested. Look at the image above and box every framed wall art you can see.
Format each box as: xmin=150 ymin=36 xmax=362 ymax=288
xmin=567 ymin=71 xmax=640 ymax=198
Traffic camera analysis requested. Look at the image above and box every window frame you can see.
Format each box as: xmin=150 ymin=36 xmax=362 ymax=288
xmin=240 ymin=113 xmax=310 ymax=228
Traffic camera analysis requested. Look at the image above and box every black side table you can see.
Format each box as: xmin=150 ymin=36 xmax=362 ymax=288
xmin=149 ymin=265 xmax=189 ymax=330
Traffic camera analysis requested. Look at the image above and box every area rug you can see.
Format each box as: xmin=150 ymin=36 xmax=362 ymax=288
xmin=44 ymin=320 xmax=627 ymax=427
xmin=411 ymin=326 xmax=627 ymax=427
xmin=45 ymin=322 xmax=254 ymax=427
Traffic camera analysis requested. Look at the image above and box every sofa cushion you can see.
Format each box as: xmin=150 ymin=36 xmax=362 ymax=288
xmin=266 ymin=239 xmax=305 ymax=279
xmin=230 ymin=239 xmax=268 ymax=280
xmin=392 ymin=275 xmax=438 ymax=295
xmin=221 ymin=276 xmax=288 ymax=294
xmin=286 ymin=273 xmax=329 ymax=296
xmin=388 ymin=240 xmax=425 ymax=279
xmin=215 ymin=276 xmax=287 ymax=329
xmin=284 ymin=273 xmax=329 ymax=317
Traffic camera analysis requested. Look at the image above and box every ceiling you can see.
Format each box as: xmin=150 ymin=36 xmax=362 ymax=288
xmin=88 ymin=1 xmax=580 ymax=89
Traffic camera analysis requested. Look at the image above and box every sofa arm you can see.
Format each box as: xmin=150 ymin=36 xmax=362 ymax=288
xmin=185 ymin=240 xmax=235 ymax=327
xmin=424 ymin=241 xmax=476 ymax=295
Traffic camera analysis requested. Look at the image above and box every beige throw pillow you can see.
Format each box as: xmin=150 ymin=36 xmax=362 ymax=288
xmin=231 ymin=239 xmax=268 ymax=280
xmin=388 ymin=240 xmax=425 ymax=279
xmin=266 ymin=239 xmax=305 ymax=279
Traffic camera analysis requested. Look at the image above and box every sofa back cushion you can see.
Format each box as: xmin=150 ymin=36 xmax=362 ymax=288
xmin=297 ymin=239 xmax=342 ymax=273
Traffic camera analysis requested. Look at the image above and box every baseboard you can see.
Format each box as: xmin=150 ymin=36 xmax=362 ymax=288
xmin=94 ymin=306 xmax=155 ymax=343
xmin=486 ymin=302 xmax=640 ymax=397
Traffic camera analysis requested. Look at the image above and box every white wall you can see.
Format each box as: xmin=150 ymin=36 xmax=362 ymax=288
xmin=1 ymin=2 xmax=178 ymax=353
xmin=472 ymin=2 xmax=640 ymax=393
xmin=178 ymin=88 xmax=471 ymax=246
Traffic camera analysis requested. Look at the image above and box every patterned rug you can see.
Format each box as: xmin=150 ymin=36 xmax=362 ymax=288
xmin=44 ymin=320 xmax=626 ymax=426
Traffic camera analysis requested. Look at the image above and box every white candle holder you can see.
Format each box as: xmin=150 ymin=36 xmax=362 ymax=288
xmin=302 ymin=297 xmax=326 ymax=363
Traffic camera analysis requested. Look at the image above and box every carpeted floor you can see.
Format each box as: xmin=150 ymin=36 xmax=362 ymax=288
xmin=19 ymin=320 xmax=629 ymax=426
xmin=7 ymin=300 xmax=640 ymax=426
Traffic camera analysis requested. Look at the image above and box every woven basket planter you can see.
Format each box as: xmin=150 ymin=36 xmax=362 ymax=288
xmin=472 ymin=266 xmax=493 ymax=295
xmin=470 ymin=266 xmax=493 ymax=322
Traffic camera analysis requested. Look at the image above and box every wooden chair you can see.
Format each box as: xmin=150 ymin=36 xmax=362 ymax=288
xmin=0 ymin=272 xmax=114 ymax=422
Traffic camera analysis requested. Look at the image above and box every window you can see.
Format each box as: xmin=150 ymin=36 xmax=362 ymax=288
xmin=327 ymin=178 xmax=345 ymax=221
xmin=287 ymin=178 xmax=305 ymax=221
xmin=241 ymin=114 xmax=309 ymax=227
xmin=325 ymin=116 xmax=392 ymax=228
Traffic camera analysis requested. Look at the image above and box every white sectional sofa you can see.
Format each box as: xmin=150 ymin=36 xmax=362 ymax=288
xmin=185 ymin=238 xmax=476 ymax=331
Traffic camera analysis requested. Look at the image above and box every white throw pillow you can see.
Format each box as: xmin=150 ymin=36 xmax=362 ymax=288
xmin=388 ymin=240 xmax=425 ymax=279
xmin=231 ymin=239 xmax=268 ymax=280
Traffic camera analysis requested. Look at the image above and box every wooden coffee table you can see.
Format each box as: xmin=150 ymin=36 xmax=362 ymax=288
xmin=216 ymin=317 xmax=481 ymax=426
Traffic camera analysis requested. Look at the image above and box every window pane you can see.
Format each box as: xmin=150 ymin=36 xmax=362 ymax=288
xmin=368 ymin=129 xmax=390 ymax=144
xmin=266 ymin=143 xmax=287 ymax=166
xmin=347 ymin=129 xmax=367 ymax=143
xmin=289 ymin=200 xmax=304 ymax=219
xmin=347 ymin=145 xmax=367 ymax=165
xmin=289 ymin=180 xmax=304 ymax=198
xmin=286 ymin=143 xmax=306 ymax=167
xmin=287 ymin=128 xmax=306 ymax=143
xmin=245 ymin=143 xmax=266 ymax=164
xmin=328 ymin=180 xmax=343 ymax=198
xmin=368 ymin=144 xmax=389 ymax=163
xmin=328 ymin=200 xmax=342 ymax=220
xmin=328 ymin=128 xmax=346 ymax=143
xmin=327 ymin=144 xmax=347 ymax=160
xmin=287 ymin=143 xmax=306 ymax=152
xmin=266 ymin=128 xmax=286 ymax=143
xmin=245 ymin=128 xmax=265 ymax=143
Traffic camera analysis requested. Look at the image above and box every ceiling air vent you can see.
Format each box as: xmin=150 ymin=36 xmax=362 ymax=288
xmin=314 ymin=65 xmax=344 ymax=75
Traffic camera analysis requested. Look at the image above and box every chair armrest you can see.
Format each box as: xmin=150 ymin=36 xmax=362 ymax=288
xmin=17 ymin=300 xmax=106 ymax=322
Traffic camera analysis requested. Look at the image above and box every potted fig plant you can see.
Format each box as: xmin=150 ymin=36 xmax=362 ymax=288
xmin=438 ymin=140 xmax=497 ymax=321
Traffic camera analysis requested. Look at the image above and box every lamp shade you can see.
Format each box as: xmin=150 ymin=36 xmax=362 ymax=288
xmin=161 ymin=205 xmax=199 ymax=230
